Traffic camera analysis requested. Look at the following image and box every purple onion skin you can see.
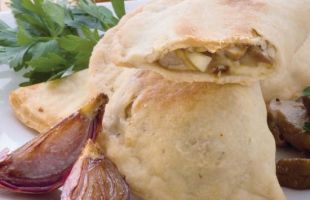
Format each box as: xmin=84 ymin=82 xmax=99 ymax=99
xmin=61 ymin=140 xmax=130 ymax=200
xmin=0 ymin=94 xmax=108 ymax=194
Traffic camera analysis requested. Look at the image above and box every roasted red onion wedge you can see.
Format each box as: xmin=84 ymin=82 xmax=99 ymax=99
xmin=61 ymin=140 xmax=130 ymax=200
xmin=0 ymin=94 xmax=108 ymax=194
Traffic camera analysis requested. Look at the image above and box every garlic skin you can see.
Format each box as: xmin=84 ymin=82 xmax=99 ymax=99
xmin=61 ymin=140 xmax=130 ymax=200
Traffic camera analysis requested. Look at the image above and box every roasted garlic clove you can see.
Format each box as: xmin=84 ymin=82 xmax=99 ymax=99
xmin=61 ymin=140 xmax=130 ymax=200
xmin=0 ymin=94 xmax=108 ymax=194
xmin=277 ymin=158 xmax=310 ymax=189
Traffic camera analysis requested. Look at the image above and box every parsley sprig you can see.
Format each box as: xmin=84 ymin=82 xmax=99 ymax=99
xmin=303 ymin=86 xmax=310 ymax=132
xmin=303 ymin=87 xmax=310 ymax=97
xmin=304 ymin=122 xmax=310 ymax=133
xmin=0 ymin=0 xmax=125 ymax=86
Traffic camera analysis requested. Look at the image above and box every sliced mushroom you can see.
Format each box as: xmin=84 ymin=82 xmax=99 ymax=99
xmin=267 ymin=99 xmax=310 ymax=152
xmin=158 ymin=43 xmax=275 ymax=76
xmin=224 ymin=45 xmax=248 ymax=61
xmin=267 ymin=99 xmax=290 ymax=147
xmin=61 ymin=140 xmax=130 ymax=200
xmin=241 ymin=45 xmax=273 ymax=65
xmin=267 ymin=110 xmax=287 ymax=147
xmin=0 ymin=94 xmax=108 ymax=194
xmin=277 ymin=158 xmax=310 ymax=189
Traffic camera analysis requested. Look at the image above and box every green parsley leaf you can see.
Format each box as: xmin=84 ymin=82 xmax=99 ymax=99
xmin=43 ymin=1 xmax=65 ymax=29
xmin=58 ymin=34 xmax=95 ymax=52
xmin=28 ymin=40 xmax=60 ymax=59
xmin=303 ymin=87 xmax=310 ymax=96
xmin=0 ymin=20 xmax=10 ymax=29
xmin=28 ymin=53 xmax=67 ymax=72
xmin=80 ymin=25 xmax=100 ymax=43
xmin=0 ymin=0 xmax=125 ymax=86
xmin=58 ymin=34 xmax=95 ymax=69
xmin=0 ymin=20 xmax=18 ymax=47
xmin=0 ymin=46 xmax=32 ymax=71
xmin=17 ymin=26 xmax=35 ymax=45
xmin=111 ymin=0 xmax=126 ymax=19
xmin=65 ymin=8 xmax=103 ymax=31
xmin=21 ymin=70 xmax=58 ymax=86
xmin=11 ymin=0 xmax=50 ymax=36
xmin=79 ymin=0 xmax=119 ymax=30
xmin=304 ymin=122 xmax=310 ymax=133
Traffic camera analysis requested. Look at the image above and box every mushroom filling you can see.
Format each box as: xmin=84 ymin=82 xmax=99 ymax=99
xmin=158 ymin=43 xmax=276 ymax=76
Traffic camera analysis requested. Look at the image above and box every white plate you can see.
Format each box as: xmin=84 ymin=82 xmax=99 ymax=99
xmin=0 ymin=1 xmax=309 ymax=200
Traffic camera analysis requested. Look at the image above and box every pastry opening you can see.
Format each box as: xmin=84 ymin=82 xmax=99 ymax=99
xmin=158 ymin=41 xmax=276 ymax=77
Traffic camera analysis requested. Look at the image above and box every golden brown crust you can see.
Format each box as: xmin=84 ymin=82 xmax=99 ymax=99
xmin=10 ymin=86 xmax=55 ymax=133
xmin=9 ymin=70 xmax=92 ymax=133
xmin=97 ymin=65 xmax=285 ymax=200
